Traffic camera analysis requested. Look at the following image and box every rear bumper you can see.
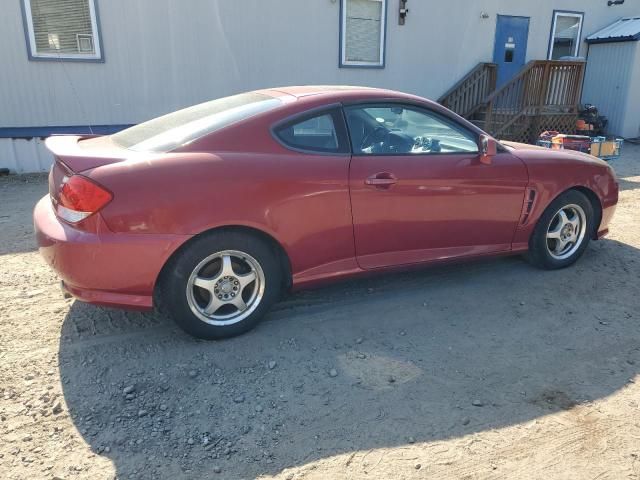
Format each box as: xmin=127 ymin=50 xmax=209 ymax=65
xmin=34 ymin=196 xmax=191 ymax=310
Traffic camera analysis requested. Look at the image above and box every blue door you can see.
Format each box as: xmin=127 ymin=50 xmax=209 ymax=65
xmin=493 ymin=15 xmax=530 ymax=88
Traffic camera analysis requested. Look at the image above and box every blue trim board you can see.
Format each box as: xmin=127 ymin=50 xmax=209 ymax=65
xmin=0 ymin=125 xmax=132 ymax=139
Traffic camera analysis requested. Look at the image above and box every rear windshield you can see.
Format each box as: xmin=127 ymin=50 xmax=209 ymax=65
xmin=112 ymin=93 xmax=281 ymax=152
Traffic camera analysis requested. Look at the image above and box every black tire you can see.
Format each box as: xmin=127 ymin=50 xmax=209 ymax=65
xmin=159 ymin=231 xmax=283 ymax=340
xmin=527 ymin=189 xmax=594 ymax=270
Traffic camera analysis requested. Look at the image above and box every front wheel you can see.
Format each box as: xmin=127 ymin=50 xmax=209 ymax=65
xmin=527 ymin=190 xmax=594 ymax=270
xmin=159 ymin=231 xmax=283 ymax=339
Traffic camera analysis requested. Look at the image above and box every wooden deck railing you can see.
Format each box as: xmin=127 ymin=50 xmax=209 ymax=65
xmin=483 ymin=60 xmax=585 ymax=137
xmin=438 ymin=63 xmax=497 ymax=118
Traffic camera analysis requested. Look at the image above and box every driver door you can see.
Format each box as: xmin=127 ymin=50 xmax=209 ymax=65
xmin=345 ymin=103 xmax=528 ymax=269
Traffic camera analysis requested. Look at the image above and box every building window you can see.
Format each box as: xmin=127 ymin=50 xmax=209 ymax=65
xmin=21 ymin=0 xmax=103 ymax=61
xmin=340 ymin=0 xmax=387 ymax=68
xmin=548 ymin=11 xmax=584 ymax=60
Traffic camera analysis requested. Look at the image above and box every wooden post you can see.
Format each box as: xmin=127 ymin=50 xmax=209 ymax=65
xmin=485 ymin=99 xmax=494 ymax=135
xmin=539 ymin=61 xmax=552 ymax=110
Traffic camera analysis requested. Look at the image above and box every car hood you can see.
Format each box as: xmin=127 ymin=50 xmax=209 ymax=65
xmin=500 ymin=140 xmax=609 ymax=168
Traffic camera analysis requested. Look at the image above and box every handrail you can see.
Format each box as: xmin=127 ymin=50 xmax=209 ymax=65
xmin=483 ymin=60 xmax=584 ymax=104
xmin=483 ymin=60 xmax=585 ymax=137
xmin=438 ymin=62 xmax=497 ymax=118
xmin=438 ymin=62 xmax=496 ymax=103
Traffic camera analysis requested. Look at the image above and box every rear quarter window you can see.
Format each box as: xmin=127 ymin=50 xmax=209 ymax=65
xmin=276 ymin=114 xmax=338 ymax=152
xmin=274 ymin=109 xmax=350 ymax=154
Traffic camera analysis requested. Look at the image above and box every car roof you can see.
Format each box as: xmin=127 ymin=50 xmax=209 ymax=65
xmin=262 ymin=85 xmax=429 ymax=104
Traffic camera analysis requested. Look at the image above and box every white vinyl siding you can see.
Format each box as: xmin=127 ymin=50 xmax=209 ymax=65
xmin=341 ymin=0 xmax=386 ymax=67
xmin=22 ymin=0 xmax=102 ymax=60
xmin=548 ymin=11 xmax=584 ymax=60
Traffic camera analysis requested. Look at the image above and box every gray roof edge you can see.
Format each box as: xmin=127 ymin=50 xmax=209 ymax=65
xmin=586 ymin=33 xmax=640 ymax=44
xmin=586 ymin=16 xmax=640 ymax=43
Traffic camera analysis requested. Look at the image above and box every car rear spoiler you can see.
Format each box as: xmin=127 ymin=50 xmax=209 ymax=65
xmin=45 ymin=135 xmax=127 ymax=172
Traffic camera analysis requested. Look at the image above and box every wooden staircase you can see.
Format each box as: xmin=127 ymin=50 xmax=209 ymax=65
xmin=438 ymin=60 xmax=586 ymax=143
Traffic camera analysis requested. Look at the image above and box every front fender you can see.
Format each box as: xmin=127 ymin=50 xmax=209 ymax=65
xmin=510 ymin=152 xmax=618 ymax=250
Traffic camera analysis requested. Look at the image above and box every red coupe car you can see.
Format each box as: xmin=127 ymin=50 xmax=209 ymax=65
xmin=34 ymin=86 xmax=618 ymax=339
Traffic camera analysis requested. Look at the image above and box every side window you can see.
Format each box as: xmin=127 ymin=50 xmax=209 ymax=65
xmin=275 ymin=112 xmax=343 ymax=153
xmin=344 ymin=105 xmax=479 ymax=155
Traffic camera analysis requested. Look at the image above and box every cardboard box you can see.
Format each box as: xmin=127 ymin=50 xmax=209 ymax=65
xmin=591 ymin=141 xmax=618 ymax=157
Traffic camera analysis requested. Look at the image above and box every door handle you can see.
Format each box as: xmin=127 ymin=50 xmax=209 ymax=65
xmin=365 ymin=172 xmax=397 ymax=188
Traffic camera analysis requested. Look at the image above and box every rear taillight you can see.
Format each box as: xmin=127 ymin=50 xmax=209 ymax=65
xmin=56 ymin=175 xmax=112 ymax=223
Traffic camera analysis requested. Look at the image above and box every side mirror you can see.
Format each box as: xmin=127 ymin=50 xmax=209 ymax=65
xmin=479 ymin=134 xmax=497 ymax=165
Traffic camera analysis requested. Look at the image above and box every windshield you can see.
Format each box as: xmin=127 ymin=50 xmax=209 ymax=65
xmin=112 ymin=93 xmax=282 ymax=152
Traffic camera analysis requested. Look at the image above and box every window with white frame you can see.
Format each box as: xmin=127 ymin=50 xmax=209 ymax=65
xmin=340 ymin=0 xmax=386 ymax=67
xmin=22 ymin=0 xmax=102 ymax=61
xmin=548 ymin=11 xmax=584 ymax=60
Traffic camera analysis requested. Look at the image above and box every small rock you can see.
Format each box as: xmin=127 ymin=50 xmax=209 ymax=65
xmin=233 ymin=395 xmax=245 ymax=404
xmin=399 ymin=330 xmax=406 ymax=336
xmin=104 ymin=446 xmax=111 ymax=453
xmin=472 ymin=400 xmax=484 ymax=407
xmin=408 ymin=436 xmax=415 ymax=444
xmin=188 ymin=370 xmax=198 ymax=378
xmin=213 ymin=465 xmax=222 ymax=474
xmin=268 ymin=361 xmax=277 ymax=370
xmin=22 ymin=435 xmax=33 ymax=442
xmin=255 ymin=405 xmax=263 ymax=413
xmin=519 ymin=301 xmax=525 ymax=306
xmin=187 ymin=438 xmax=194 ymax=445
xmin=125 ymin=394 xmax=135 ymax=401
xmin=159 ymin=404 xmax=168 ymax=411
xmin=415 ymin=463 xmax=422 ymax=470
xmin=355 ymin=337 xmax=363 ymax=344
xmin=123 ymin=385 xmax=135 ymax=395
xmin=137 ymin=410 xmax=148 ymax=418
xmin=328 ymin=369 xmax=338 ymax=378
xmin=356 ymin=353 xmax=366 ymax=359
xmin=599 ymin=321 xmax=609 ymax=326
xmin=52 ymin=402 xmax=63 ymax=415
xmin=627 ymin=359 xmax=636 ymax=365
xmin=462 ymin=417 xmax=471 ymax=425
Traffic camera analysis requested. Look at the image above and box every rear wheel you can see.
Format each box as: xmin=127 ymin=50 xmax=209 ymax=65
xmin=160 ymin=231 xmax=282 ymax=339
xmin=527 ymin=190 xmax=594 ymax=270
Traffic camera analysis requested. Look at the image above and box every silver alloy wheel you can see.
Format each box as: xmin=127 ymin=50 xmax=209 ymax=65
xmin=545 ymin=203 xmax=587 ymax=260
xmin=186 ymin=250 xmax=265 ymax=326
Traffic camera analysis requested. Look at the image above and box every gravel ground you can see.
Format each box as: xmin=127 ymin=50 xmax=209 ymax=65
xmin=1 ymin=145 xmax=639 ymax=480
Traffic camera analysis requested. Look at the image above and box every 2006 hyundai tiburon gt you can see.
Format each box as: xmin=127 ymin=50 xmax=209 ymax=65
xmin=34 ymin=86 xmax=618 ymax=339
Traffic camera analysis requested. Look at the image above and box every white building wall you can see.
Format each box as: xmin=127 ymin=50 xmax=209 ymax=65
xmin=622 ymin=45 xmax=640 ymax=139
xmin=0 ymin=0 xmax=639 ymax=171
xmin=0 ymin=138 xmax=52 ymax=174
xmin=582 ymin=42 xmax=638 ymax=138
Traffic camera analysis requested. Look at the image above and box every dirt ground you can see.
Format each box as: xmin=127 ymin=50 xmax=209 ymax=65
xmin=1 ymin=145 xmax=639 ymax=480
